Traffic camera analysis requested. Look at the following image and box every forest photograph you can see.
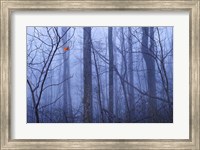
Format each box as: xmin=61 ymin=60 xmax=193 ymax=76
xmin=27 ymin=26 xmax=173 ymax=123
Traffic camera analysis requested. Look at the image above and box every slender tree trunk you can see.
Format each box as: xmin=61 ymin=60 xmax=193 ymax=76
xmin=49 ymin=65 xmax=53 ymax=122
xmin=83 ymin=27 xmax=92 ymax=123
xmin=108 ymin=27 xmax=114 ymax=122
xmin=62 ymin=27 xmax=73 ymax=122
xmin=35 ymin=108 xmax=40 ymax=123
xmin=113 ymin=28 xmax=119 ymax=122
xmin=120 ymin=28 xmax=125 ymax=75
xmin=92 ymin=49 xmax=104 ymax=122
xmin=128 ymin=27 xmax=135 ymax=122
xmin=120 ymin=27 xmax=131 ymax=122
xmin=104 ymin=37 xmax=109 ymax=122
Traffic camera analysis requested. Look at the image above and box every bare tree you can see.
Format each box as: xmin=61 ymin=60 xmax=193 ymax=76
xmin=128 ymin=27 xmax=135 ymax=121
xmin=113 ymin=27 xmax=119 ymax=122
xmin=141 ymin=27 xmax=157 ymax=122
xmin=27 ymin=27 xmax=73 ymax=123
xmin=83 ymin=27 xmax=92 ymax=123
xmin=108 ymin=27 xmax=114 ymax=122
xmin=61 ymin=27 xmax=74 ymax=122
xmin=119 ymin=27 xmax=130 ymax=122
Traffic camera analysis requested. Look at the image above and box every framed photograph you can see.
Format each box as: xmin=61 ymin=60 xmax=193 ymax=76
xmin=1 ymin=0 xmax=199 ymax=149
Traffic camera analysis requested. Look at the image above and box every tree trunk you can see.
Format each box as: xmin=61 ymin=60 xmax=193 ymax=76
xmin=35 ymin=107 xmax=40 ymax=123
xmin=62 ymin=27 xmax=73 ymax=123
xmin=120 ymin=27 xmax=131 ymax=122
xmin=128 ymin=27 xmax=135 ymax=122
xmin=113 ymin=28 xmax=119 ymax=122
xmin=108 ymin=27 xmax=114 ymax=122
xmin=83 ymin=27 xmax=92 ymax=123
xmin=141 ymin=27 xmax=157 ymax=122
xmin=92 ymin=49 xmax=104 ymax=122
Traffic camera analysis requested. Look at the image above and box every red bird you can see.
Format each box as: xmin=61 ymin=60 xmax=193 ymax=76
xmin=63 ymin=47 xmax=70 ymax=51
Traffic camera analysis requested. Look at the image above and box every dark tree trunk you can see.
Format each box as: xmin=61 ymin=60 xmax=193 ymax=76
xmin=113 ymin=28 xmax=119 ymax=122
xmin=83 ymin=27 xmax=92 ymax=123
xmin=141 ymin=27 xmax=157 ymax=122
xmin=128 ymin=27 xmax=135 ymax=122
xmin=35 ymin=107 xmax=40 ymax=123
xmin=108 ymin=27 xmax=114 ymax=122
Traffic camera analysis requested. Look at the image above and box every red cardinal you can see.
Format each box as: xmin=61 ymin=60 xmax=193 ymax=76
xmin=64 ymin=47 xmax=70 ymax=51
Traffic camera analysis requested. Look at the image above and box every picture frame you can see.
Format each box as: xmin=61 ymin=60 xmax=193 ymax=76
xmin=0 ymin=0 xmax=199 ymax=149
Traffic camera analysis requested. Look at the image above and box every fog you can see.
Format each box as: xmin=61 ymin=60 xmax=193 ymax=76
xmin=27 ymin=26 xmax=173 ymax=123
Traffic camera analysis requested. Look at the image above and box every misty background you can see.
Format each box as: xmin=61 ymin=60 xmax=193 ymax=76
xmin=27 ymin=26 xmax=173 ymax=123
